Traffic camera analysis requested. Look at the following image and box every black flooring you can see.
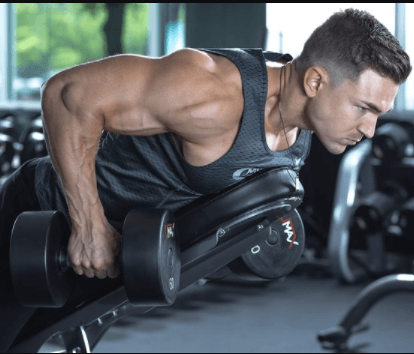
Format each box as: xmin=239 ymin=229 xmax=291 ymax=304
xmin=39 ymin=274 xmax=414 ymax=353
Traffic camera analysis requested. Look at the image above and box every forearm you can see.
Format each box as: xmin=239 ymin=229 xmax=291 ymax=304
xmin=41 ymin=80 xmax=106 ymax=230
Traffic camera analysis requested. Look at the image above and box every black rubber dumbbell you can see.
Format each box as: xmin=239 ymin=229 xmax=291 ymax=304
xmin=0 ymin=133 xmax=16 ymax=176
xmin=20 ymin=116 xmax=43 ymax=145
xmin=10 ymin=209 xmax=181 ymax=308
xmin=20 ymin=132 xmax=48 ymax=165
xmin=208 ymin=208 xmax=305 ymax=282
xmin=0 ymin=114 xmax=19 ymax=142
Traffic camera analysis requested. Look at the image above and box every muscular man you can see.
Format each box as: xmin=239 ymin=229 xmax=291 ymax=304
xmin=5 ymin=8 xmax=413 ymax=281
xmin=0 ymin=7 xmax=411 ymax=351
xmin=0 ymin=9 xmax=412 ymax=350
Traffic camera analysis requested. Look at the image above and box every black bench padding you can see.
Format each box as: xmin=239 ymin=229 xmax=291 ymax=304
xmin=175 ymin=167 xmax=304 ymax=247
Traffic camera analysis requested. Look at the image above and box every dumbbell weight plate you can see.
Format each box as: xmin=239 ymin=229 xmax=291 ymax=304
xmin=20 ymin=132 xmax=48 ymax=165
xmin=228 ymin=208 xmax=305 ymax=280
xmin=0 ymin=133 xmax=15 ymax=174
xmin=10 ymin=211 xmax=75 ymax=308
xmin=122 ymin=209 xmax=181 ymax=307
xmin=0 ymin=115 xmax=19 ymax=142
xmin=21 ymin=117 xmax=43 ymax=145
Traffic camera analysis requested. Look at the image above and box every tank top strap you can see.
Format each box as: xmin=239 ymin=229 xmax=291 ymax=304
xmin=197 ymin=48 xmax=266 ymax=147
xmin=262 ymin=51 xmax=293 ymax=63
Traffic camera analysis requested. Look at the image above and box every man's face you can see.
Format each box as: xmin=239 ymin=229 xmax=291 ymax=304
xmin=305 ymin=68 xmax=399 ymax=155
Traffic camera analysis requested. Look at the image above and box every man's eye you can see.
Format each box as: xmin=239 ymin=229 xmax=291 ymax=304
xmin=358 ymin=106 xmax=368 ymax=112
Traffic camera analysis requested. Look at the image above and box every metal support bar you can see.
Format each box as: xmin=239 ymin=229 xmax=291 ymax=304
xmin=60 ymin=326 xmax=90 ymax=353
xmin=318 ymin=274 xmax=414 ymax=351
xmin=327 ymin=140 xmax=373 ymax=284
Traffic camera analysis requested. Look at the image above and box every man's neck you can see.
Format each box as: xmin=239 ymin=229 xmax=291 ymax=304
xmin=266 ymin=60 xmax=311 ymax=136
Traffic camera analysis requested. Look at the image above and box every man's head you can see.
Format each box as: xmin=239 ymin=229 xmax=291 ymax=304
xmin=293 ymin=8 xmax=412 ymax=155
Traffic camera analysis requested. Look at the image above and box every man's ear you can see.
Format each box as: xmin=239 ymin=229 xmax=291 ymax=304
xmin=303 ymin=66 xmax=327 ymax=98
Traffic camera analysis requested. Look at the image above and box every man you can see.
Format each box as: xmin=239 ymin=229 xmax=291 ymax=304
xmin=0 ymin=7 xmax=411 ymax=352
xmin=1 ymin=4 xmax=413 ymax=299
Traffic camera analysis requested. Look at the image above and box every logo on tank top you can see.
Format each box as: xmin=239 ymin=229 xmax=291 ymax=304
xmin=233 ymin=168 xmax=262 ymax=181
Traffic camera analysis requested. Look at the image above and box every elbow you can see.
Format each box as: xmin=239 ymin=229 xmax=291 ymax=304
xmin=42 ymin=76 xmax=79 ymax=115
xmin=41 ymin=76 xmax=66 ymax=105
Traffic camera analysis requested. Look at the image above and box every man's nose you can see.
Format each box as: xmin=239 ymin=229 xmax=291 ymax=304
xmin=359 ymin=116 xmax=378 ymax=139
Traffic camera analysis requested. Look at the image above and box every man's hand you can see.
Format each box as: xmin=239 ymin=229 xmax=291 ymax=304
xmin=67 ymin=219 xmax=122 ymax=279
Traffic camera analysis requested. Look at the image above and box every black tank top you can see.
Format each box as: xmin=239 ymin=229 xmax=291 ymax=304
xmin=34 ymin=48 xmax=312 ymax=234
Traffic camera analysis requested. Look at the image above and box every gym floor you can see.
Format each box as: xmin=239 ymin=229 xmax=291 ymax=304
xmin=39 ymin=274 xmax=414 ymax=353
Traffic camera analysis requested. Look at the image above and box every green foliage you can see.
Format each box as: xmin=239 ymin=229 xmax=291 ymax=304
xmin=123 ymin=3 xmax=149 ymax=54
xmin=16 ymin=3 xmax=149 ymax=79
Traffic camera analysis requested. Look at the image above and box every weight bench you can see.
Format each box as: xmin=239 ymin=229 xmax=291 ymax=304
xmin=5 ymin=167 xmax=303 ymax=353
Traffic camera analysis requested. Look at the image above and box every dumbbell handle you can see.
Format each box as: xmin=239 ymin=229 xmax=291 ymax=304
xmin=58 ymin=247 xmax=72 ymax=273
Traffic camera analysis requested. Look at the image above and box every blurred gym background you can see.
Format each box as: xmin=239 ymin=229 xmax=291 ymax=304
xmin=1 ymin=3 xmax=414 ymax=353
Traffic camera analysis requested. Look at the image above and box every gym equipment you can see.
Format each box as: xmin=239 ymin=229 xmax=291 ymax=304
xmin=318 ymin=274 xmax=414 ymax=352
xmin=0 ymin=115 xmax=19 ymax=142
xmin=20 ymin=116 xmax=43 ymax=145
xmin=327 ymin=119 xmax=414 ymax=284
xmin=0 ymin=132 xmax=16 ymax=175
xmin=371 ymin=122 xmax=414 ymax=160
xmin=353 ymin=182 xmax=408 ymax=234
xmin=17 ymin=116 xmax=47 ymax=165
xmin=5 ymin=167 xmax=303 ymax=353
xmin=10 ymin=209 xmax=180 ymax=308
xmin=327 ymin=139 xmax=374 ymax=284
xmin=19 ymin=132 xmax=48 ymax=165
xmin=10 ymin=211 xmax=75 ymax=308
xmin=122 ymin=209 xmax=180 ymax=306
xmin=397 ymin=197 xmax=414 ymax=240
xmin=210 ymin=208 xmax=305 ymax=281
xmin=230 ymin=208 xmax=305 ymax=280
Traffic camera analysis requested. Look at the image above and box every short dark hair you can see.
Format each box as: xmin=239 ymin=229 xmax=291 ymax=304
xmin=295 ymin=8 xmax=412 ymax=87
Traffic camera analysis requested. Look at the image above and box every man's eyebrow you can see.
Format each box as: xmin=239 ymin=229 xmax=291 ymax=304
xmin=360 ymin=101 xmax=392 ymax=114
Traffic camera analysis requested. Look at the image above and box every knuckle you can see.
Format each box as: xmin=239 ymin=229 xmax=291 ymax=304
xmin=81 ymin=261 xmax=91 ymax=269
xmin=72 ymin=260 xmax=81 ymax=268
xmin=92 ymin=261 xmax=105 ymax=270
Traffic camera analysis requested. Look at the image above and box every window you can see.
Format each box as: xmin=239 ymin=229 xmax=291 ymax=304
xmin=405 ymin=4 xmax=414 ymax=110
xmin=163 ymin=3 xmax=186 ymax=55
xmin=14 ymin=3 xmax=150 ymax=102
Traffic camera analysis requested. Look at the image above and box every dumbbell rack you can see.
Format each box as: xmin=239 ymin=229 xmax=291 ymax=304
xmin=7 ymin=199 xmax=296 ymax=353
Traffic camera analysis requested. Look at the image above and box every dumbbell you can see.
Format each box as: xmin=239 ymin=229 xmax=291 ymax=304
xmin=353 ymin=182 xmax=408 ymax=233
xmin=20 ymin=117 xmax=48 ymax=164
xmin=0 ymin=133 xmax=16 ymax=175
xmin=10 ymin=209 xmax=181 ymax=308
xmin=0 ymin=115 xmax=18 ymax=174
xmin=20 ymin=116 xmax=43 ymax=144
xmin=371 ymin=122 xmax=414 ymax=160
xmin=20 ymin=132 xmax=48 ymax=165
xmin=0 ymin=114 xmax=19 ymax=142
xmin=208 ymin=208 xmax=305 ymax=281
xmin=397 ymin=197 xmax=414 ymax=240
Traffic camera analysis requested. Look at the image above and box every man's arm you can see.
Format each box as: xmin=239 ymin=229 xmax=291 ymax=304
xmin=40 ymin=49 xmax=238 ymax=229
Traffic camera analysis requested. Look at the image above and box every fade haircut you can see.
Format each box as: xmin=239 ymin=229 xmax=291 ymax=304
xmin=295 ymin=8 xmax=412 ymax=88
